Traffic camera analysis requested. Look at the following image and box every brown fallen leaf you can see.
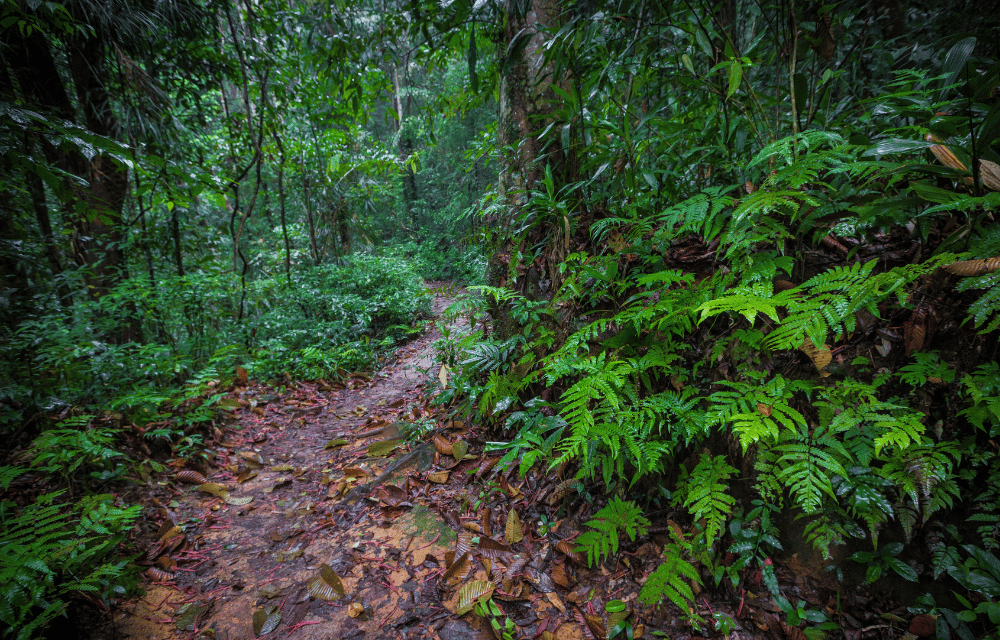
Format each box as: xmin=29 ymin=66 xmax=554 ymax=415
xmin=461 ymin=521 xmax=484 ymax=534
xmin=481 ymin=507 xmax=493 ymax=537
xmin=556 ymin=539 xmax=586 ymax=565
xmin=145 ymin=567 xmax=173 ymax=582
xmin=551 ymin=562 xmax=573 ymax=589
xmin=544 ymin=591 xmax=566 ymax=613
xmin=175 ymin=470 xmax=207 ymax=484
xmin=478 ymin=536 xmax=512 ymax=559
xmin=427 ymin=471 xmax=449 ymax=484
xmin=442 ymin=552 xmax=471 ymax=588
xmin=433 ymin=434 xmax=454 ymax=456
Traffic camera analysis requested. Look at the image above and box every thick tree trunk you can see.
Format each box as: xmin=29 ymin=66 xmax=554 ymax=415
xmin=5 ymin=26 xmax=139 ymax=342
xmin=490 ymin=0 xmax=565 ymax=337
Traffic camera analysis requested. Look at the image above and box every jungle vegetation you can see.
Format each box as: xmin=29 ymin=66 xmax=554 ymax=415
xmin=1 ymin=0 xmax=999 ymax=638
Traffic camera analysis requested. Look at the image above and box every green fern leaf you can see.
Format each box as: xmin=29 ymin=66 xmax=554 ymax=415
xmin=574 ymin=497 xmax=650 ymax=567
xmin=638 ymin=543 xmax=701 ymax=614
xmin=681 ymin=455 xmax=737 ymax=547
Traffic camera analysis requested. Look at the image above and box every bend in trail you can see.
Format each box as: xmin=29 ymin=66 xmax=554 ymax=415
xmin=99 ymin=286 xmax=815 ymax=640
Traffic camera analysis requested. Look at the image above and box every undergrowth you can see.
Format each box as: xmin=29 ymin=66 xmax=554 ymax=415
xmin=440 ymin=33 xmax=1000 ymax=630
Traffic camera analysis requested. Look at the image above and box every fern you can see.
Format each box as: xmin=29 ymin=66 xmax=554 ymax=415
xmin=959 ymin=362 xmax=1000 ymax=434
xmin=747 ymin=131 xmax=846 ymax=170
xmin=677 ymin=454 xmax=737 ymax=548
xmin=705 ymin=375 xmax=811 ymax=452
xmin=698 ymin=257 xmax=955 ymax=351
xmin=574 ymin=496 xmax=650 ymax=567
xmin=0 ymin=467 xmax=26 ymax=492
xmin=956 ymin=271 xmax=1000 ymax=333
xmin=638 ymin=542 xmax=701 ymax=621
xmin=654 ymin=185 xmax=735 ymax=239
xmin=772 ymin=422 xmax=850 ymax=515
xmin=0 ymin=492 xmax=142 ymax=640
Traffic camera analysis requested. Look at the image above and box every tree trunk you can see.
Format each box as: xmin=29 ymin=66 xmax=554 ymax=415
xmin=5 ymin=25 xmax=140 ymax=343
xmin=490 ymin=0 xmax=565 ymax=337
xmin=391 ymin=59 xmax=420 ymax=232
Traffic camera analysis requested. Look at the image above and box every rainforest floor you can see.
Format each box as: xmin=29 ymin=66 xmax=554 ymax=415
xmin=66 ymin=287 xmax=933 ymax=640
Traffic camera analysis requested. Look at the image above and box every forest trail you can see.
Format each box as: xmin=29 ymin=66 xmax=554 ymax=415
xmin=106 ymin=287 xmax=512 ymax=640
xmin=93 ymin=287 xmax=852 ymax=640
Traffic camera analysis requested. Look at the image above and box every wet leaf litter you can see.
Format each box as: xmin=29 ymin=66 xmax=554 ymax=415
xmin=98 ymin=288 xmax=867 ymax=640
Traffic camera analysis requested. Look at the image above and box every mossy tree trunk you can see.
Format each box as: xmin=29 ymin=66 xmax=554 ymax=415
xmin=489 ymin=0 xmax=566 ymax=339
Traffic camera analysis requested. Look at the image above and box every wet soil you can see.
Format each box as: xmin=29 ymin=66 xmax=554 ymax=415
xmin=84 ymin=289 xmax=927 ymax=640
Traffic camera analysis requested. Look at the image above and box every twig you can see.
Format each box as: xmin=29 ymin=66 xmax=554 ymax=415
xmin=284 ymin=620 xmax=322 ymax=636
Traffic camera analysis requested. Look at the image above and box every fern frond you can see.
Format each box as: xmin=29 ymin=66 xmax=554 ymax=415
xmin=655 ymin=185 xmax=735 ymax=238
xmin=748 ymin=131 xmax=845 ymax=169
xmin=956 ymin=271 xmax=1000 ymax=333
xmin=680 ymin=455 xmax=737 ymax=548
xmin=574 ymin=497 xmax=650 ymax=567
xmin=638 ymin=543 xmax=700 ymax=612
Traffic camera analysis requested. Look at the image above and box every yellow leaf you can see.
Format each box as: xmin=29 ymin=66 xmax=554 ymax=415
xmin=505 ymin=509 xmax=523 ymax=544
xmin=455 ymin=580 xmax=495 ymax=615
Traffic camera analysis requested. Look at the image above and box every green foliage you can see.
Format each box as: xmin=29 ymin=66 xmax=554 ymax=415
xmin=675 ymin=455 xmax=736 ymax=549
xmin=638 ymin=541 xmax=701 ymax=625
xmin=27 ymin=418 xmax=128 ymax=493
xmin=0 ymin=488 xmax=141 ymax=640
xmin=959 ymin=363 xmax=1000 ymax=435
xmin=698 ymin=257 xmax=953 ymax=351
xmin=727 ymin=501 xmax=783 ymax=583
xmin=574 ymin=496 xmax=650 ymax=567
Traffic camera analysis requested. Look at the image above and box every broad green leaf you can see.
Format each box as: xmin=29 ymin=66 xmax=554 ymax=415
xmin=726 ymin=60 xmax=742 ymax=99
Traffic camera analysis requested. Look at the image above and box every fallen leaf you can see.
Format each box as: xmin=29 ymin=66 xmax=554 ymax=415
xmin=556 ymin=540 xmax=586 ymax=565
xmin=551 ymin=562 xmax=573 ymax=589
xmin=252 ymin=604 xmax=281 ymax=636
xmin=455 ymin=580 xmax=494 ymax=615
xmin=505 ymin=509 xmax=523 ymax=544
xmin=347 ymin=602 xmax=365 ymax=618
xmin=197 ymin=483 xmax=229 ymax=498
xmin=175 ymin=470 xmax=207 ymax=484
xmin=433 ymin=434 xmax=454 ymax=455
xmin=175 ymin=599 xmax=214 ymax=632
xmin=799 ymin=338 xmax=832 ymax=375
xmin=478 ymin=537 xmax=512 ymax=559
xmin=442 ymin=552 xmax=471 ymax=587
xmin=368 ymin=438 xmax=401 ymax=457
xmin=547 ymin=479 xmax=580 ymax=506
xmin=544 ymin=591 xmax=566 ymax=613
xmin=307 ymin=563 xmax=345 ymax=600
xmin=452 ymin=440 xmax=469 ymax=462
xmin=145 ymin=567 xmax=173 ymax=582
xmin=427 ymin=471 xmax=449 ymax=484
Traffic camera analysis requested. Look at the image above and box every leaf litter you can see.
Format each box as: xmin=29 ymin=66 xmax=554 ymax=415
xmin=87 ymin=288 xmax=907 ymax=640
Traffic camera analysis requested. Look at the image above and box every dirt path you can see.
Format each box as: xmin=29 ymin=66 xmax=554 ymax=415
xmin=88 ymin=285 xmax=889 ymax=640
xmin=108 ymin=291 xmax=505 ymax=640
xmin=90 ymin=289 xmax=947 ymax=640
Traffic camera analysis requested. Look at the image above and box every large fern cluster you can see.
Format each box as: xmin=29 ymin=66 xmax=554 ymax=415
xmin=0 ymin=470 xmax=142 ymax=640
xmin=698 ymin=256 xmax=955 ymax=351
